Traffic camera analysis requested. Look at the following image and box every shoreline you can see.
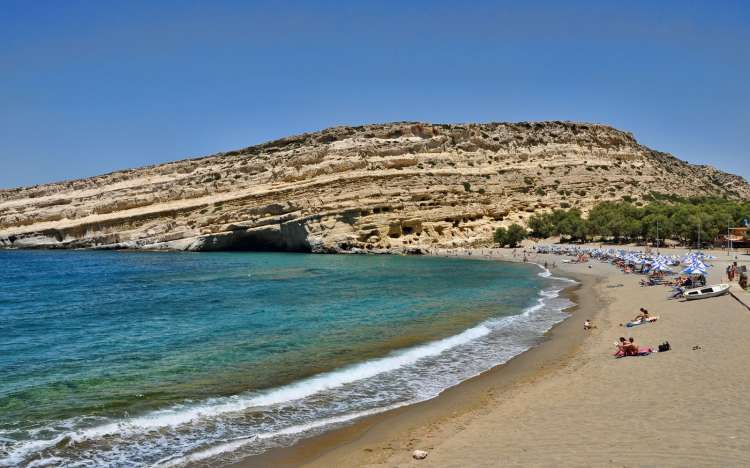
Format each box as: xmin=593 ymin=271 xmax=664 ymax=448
xmin=10 ymin=247 xmax=750 ymax=466
xmin=284 ymin=249 xmax=750 ymax=467
xmin=229 ymin=257 xmax=601 ymax=468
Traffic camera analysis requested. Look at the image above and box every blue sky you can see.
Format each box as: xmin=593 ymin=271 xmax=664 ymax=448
xmin=1 ymin=0 xmax=748 ymax=188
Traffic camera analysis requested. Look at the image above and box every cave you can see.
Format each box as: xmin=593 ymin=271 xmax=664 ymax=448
xmin=200 ymin=223 xmax=311 ymax=252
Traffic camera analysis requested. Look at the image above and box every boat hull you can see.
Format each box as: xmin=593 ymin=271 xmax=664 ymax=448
xmin=683 ymin=284 xmax=730 ymax=301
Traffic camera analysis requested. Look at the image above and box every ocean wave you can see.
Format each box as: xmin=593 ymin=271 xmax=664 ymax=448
xmin=153 ymin=402 xmax=412 ymax=467
xmin=2 ymin=277 xmax=575 ymax=467
xmin=534 ymin=262 xmax=578 ymax=283
xmin=155 ymin=283 xmax=576 ymax=467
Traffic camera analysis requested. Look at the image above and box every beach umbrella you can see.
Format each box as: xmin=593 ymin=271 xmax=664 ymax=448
xmin=652 ymin=262 xmax=673 ymax=273
xmin=682 ymin=265 xmax=707 ymax=275
xmin=682 ymin=254 xmax=699 ymax=265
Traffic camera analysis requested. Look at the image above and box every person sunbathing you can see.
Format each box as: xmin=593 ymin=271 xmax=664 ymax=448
xmin=614 ymin=337 xmax=628 ymax=356
xmin=625 ymin=337 xmax=639 ymax=356
xmin=632 ymin=308 xmax=649 ymax=322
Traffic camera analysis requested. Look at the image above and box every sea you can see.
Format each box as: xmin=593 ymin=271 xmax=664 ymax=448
xmin=0 ymin=250 xmax=575 ymax=467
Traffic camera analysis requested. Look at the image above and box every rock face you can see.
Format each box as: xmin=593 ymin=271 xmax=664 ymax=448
xmin=1 ymin=121 xmax=749 ymax=252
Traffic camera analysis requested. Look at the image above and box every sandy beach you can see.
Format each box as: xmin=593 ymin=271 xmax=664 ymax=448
xmin=231 ymin=246 xmax=750 ymax=468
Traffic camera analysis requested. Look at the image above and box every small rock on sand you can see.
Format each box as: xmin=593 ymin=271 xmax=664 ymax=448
xmin=413 ymin=449 xmax=428 ymax=460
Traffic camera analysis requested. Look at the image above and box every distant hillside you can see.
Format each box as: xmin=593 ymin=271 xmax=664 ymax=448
xmin=1 ymin=121 xmax=749 ymax=252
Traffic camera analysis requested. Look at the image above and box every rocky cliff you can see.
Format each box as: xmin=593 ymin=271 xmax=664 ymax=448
xmin=2 ymin=121 xmax=749 ymax=252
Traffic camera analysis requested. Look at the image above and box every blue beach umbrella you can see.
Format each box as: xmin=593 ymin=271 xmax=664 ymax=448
xmin=682 ymin=265 xmax=707 ymax=275
xmin=652 ymin=262 xmax=673 ymax=273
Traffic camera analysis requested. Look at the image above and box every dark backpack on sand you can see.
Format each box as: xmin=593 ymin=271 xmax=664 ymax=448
xmin=658 ymin=341 xmax=671 ymax=352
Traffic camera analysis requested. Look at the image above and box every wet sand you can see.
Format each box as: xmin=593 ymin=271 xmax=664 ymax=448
xmin=228 ymin=247 xmax=750 ymax=467
xmin=306 ymin=252 xmax=750 ymax=467
xmin=230 ymin=260 xmax=600 ymax=467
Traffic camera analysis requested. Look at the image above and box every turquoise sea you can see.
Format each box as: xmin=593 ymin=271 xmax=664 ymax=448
xmin=0 ymin=251 xmax=573 ymax=467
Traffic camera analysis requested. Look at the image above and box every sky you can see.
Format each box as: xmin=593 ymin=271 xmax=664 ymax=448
xmin=1 ymin=0 xmax=748 ymax=188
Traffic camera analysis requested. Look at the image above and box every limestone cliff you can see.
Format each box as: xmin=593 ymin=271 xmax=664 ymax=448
xmin=1 ymin=121 xmax=749 ymax=252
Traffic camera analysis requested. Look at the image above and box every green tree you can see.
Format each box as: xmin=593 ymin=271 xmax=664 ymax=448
xmin=557 ymin=209 xmax=587 ymax=242
xmin=506 ymin=223 xmax=528 ymax=247
xmin=641 ymin=213 xmax=670 ymax=244
xmin=494 ymin=224 xmax=527 ymax=247
xmin=528 ymin=213 xmax=553 ymax=238
xmin=493 ymin=227 xmax=508 ymax=246
xmin=524 ymin=196 xmax=750 ymax=246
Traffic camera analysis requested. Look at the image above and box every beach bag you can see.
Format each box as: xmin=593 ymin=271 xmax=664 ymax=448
xmin=658 ymin=341 xmax=671 ymax=352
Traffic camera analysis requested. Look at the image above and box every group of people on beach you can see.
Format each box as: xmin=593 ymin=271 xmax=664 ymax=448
xmin=612 ymin=308 xmax=664 ymax=357
xmin=669 ymin=275 xmax=705 ymax=288
xmin=615 ymin=336 xmax=642 ymax=356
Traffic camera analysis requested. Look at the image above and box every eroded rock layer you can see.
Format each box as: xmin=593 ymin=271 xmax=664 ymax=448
xmin=1 ymin=122 xmax=748 ymax=252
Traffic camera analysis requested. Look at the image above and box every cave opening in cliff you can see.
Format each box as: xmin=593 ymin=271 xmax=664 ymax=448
xmin=221 ymin=237 xmax=311 ymax=252
xmin=211 ymin=226 xmax=311 ymax=252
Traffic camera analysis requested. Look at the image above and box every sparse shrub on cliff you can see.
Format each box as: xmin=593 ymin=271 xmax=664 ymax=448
xmin=463 ymin=182 xmax=471 ymax=192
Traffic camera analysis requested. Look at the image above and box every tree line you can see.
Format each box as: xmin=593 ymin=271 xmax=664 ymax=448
xmin=525 ymin=195 xmax=750 ymax=245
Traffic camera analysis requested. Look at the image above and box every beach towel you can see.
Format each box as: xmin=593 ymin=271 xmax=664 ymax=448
xmin=626 ymin=316 xmax=659 ymax=327
xmin=637 ymin=346 xmax=653 ymax=355
xmin=614 ymin=346 xmax=653 ymax=358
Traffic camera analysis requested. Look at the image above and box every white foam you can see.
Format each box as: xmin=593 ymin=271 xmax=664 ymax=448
xmin=3 ymin=321 xmax=492 ymax=465
xmin=533 ymin=262 xmax=578 ymax=283
xmin=4 ymin=275 xmax=577 ymax=467
xmin=26 ymin=456 xmax=66 ymax=468
xmin=155 ymin=284 xmax=574 ymax=468
xmin=154 ymin=402 xmax=412 ymax=467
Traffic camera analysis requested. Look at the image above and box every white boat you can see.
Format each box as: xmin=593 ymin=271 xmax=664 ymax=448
xmin=683 ymin=283 xmax=730 ymax=301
